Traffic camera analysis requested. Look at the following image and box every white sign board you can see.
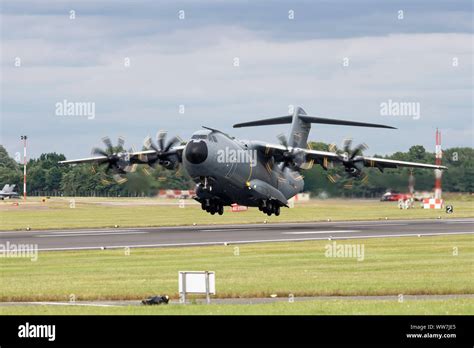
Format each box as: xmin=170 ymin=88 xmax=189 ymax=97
xmin=179 ymin=271 xmax=215 ymax=295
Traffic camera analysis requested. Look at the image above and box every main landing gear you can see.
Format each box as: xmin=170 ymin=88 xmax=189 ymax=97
xmin=258 ymin=199 xmax=280 ymax=216
xmin=201 ymin=199 xmax=224 ymax=215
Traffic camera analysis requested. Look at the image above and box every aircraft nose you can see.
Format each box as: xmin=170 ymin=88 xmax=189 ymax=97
xmin=185 ymin=140 xmax=208 ymax=164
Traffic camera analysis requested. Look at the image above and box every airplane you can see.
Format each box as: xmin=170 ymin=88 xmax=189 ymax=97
xmin=0 ymin=184 xmax=19 ymax=200
xmin=59 ymin=107 xmax=447 ymax=216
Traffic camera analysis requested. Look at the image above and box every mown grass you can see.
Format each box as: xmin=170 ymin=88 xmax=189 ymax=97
xmin=1 ymin=235 xmax=472 ymax=302
xmin=2 ymin=298 xmax=473 ymax=315
xmin=0 ymin=196 xmax=472 ymax=230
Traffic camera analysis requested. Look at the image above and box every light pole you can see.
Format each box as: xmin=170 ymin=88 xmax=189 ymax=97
xmin=20 ymin=135 xmax=27 ymax=200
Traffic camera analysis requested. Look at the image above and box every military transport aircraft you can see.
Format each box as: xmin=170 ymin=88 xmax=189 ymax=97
xmin=59 ymin=107 xmax=447 ymax=216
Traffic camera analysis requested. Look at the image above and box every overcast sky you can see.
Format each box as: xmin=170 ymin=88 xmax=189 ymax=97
xmin=1 ymin=0 xmax=472 ymax=160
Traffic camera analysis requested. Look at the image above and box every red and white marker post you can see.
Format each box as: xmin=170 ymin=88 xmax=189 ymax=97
xmin=434 ymin=129 xmax=442 ymax=200
xmin=21 ymin=135 xmax=27 ymax=200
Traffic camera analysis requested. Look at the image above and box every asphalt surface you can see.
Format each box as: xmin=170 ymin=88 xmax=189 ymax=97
xmin=1 ymin=294 xmax=473 ymax=307
xmin=0 ymin=218 xmax=472 ymax=251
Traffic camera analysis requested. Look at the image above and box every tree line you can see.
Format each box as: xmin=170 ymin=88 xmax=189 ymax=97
xmin=0 ymin=144 xmax=472 ymax=198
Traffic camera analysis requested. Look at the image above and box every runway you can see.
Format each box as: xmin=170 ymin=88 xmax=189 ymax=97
xmin=0 ymin=218 xmax=472 ymax=251
xmin=1 ymin=294 xmax=472 ymax=307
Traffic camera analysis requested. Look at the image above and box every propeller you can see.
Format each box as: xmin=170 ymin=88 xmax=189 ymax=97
xmin=276 ymin=133 xmax=308 ymax=170
xmin=326 ymin=139 xmax=369 ymax=188
xmin=263 ymin=134 xmax=314 ymax=183
xmin=143 ymin=130 xmax=181 ymax=170
xmin=91 ymin=136 xmax=135 ymax=184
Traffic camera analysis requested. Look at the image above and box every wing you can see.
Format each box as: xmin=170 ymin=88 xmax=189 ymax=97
xmin=59 ymin=150 xmax=155 ymax=165
xmin=360 ymin=156 xmax=447 ymax=171
xmin=252 ymin=142 xmax=447 ymax=171
xmin=303 ymin=149 xmax=448 ymax=171
xmin=59 ymin=146 xmax=185 ymax=166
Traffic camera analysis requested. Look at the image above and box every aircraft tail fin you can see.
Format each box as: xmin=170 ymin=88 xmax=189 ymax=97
xmin=1 ymin=184 xmax=9 ymax=192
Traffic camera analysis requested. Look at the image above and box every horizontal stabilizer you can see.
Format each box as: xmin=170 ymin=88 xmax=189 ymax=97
xmin=234 ymin=114 xmax=395 ymax=129
xmin=233 ymin=116 xmax=292 ymax=128
xmin=299 ymin=116 xmax=396 ymax=129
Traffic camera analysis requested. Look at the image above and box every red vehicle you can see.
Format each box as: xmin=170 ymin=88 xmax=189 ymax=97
xmin=380 ymin=192 xmax=411 ymax=201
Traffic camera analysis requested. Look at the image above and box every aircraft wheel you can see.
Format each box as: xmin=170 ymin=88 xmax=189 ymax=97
xmin=218 ymin=205 xmax=223 ymax=215
xmin=267 ymin=201 xmax=273 ymax=213
xmin=275 ymin=206 xmax=280 ymax=216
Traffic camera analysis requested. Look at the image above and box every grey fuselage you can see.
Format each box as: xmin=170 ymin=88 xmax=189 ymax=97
xmin=182 ymin=129 xmax=303 ymax=207
xmin=0 ymin=191 xmax=19 ymax=199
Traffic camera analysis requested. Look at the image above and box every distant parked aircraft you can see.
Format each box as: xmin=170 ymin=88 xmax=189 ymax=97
xmin=0 ymin=184 xmax=19 ymax=200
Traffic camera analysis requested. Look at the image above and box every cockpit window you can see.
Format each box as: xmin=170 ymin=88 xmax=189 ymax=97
xmin=191 ymin=134 xmax=208 ymax=140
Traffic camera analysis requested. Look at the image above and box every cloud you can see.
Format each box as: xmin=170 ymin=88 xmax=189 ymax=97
xmin=1 ymin=1 xmax=472 ymax=159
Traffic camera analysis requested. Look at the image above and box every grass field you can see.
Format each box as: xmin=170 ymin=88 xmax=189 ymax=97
xmin=3 ymin=298 xmax=473 ymax=315
xmin=1 ymin=235 xmax=472 ymax=305
xmin=0 ymin=195 xmax=472 ymax=230
xmin=1 ymin=196 xmax=472 ymax=315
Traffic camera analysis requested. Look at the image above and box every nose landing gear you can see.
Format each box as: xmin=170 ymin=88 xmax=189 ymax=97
xmin=258 ymin=199 xmax=281 ymax=216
